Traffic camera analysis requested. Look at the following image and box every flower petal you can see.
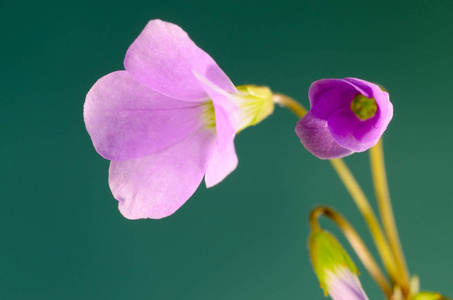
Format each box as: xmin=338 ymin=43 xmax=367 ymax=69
xmin=327 ymin=78 xmax=393 ymax=152
xmin=308 ymin=79 xmax=364 ymax=115
xmin=109 ymin=129 xmax=217 ymax=219
xmin=192 ymin=71 xmax=239 ymax=150
xmin=325 ymin=268 xmax=369 ymax=300
xmin=84 ymin=71 xmax=205 ymax=161
xmin=124 ymin=19 xmax=237 ymax=102
xmin=296 ymin=111 xmax=353 ymax=159
xmin=327 ymin=107 xmax=379 ymax=152
xmin=192 ymin=71 xmax=239 ymax=187
xmin=205 ymin=140 xmax=238 ymax=188
xmin=344 ymin=77 xmax=393 ymax=130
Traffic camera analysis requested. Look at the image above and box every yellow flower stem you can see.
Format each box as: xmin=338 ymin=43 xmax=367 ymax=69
xmin=370 ymin=140 xmax=410 ymax=296
xmin=309 ymin=206 xmax=393 ymax=299
xmin=329 ymin=159 xmax=399 ymax=284
xmin=274 ymin=92 xmax=400 ymax=284
xmin=273 ymin=93 xmax=308 ymax=117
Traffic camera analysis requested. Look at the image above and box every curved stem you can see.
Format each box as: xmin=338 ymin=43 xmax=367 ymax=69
xmin=273 ymin=93 xmax=307 ymax=118
xmin=310 ymin=206 xmax=393 ymax=299
xmin=370 ymin=140 xmax=410 ymax=295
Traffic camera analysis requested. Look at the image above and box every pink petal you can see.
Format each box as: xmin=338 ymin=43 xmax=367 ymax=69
xmin=84 ymin=71 xmax=205 ymax=161
xmin=109 ymin=129 xmax=217 ymax=219
xmin=124 ymin=19 xmax=236 ymax=102
xmin=296 ymin=111 xmax=353 ymax=159
xmin=205 ymin=140 xmax=238 ymax=188
xmin=192 ymin=71 xmax=239 ymax=186
xmin=326 ymin=268 xmax=369 ymax=300
xmin=192 ymin=71 xmax=239 ymax=151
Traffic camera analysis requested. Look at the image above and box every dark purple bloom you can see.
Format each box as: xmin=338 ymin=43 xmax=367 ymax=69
xmin=295 ymin=78 xmax=393 ymax=159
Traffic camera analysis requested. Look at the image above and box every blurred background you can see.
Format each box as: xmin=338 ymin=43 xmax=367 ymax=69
xmin=2 ymin=0 xmax=453 ymax=298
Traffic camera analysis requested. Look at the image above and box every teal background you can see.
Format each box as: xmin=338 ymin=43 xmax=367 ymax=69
xmin=2 ymin=0 xmax=453 ymax=299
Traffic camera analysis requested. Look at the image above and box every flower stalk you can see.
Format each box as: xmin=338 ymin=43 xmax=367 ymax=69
xmin=273 ymin=93 xmax=308 ymax=118
xmin=329 ymin=158 xmax=399 ymax=284
xmin=370 ymin=139 xmax=410 ymax=296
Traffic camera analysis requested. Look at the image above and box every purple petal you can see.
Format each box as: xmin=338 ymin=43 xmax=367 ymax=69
xmin=327 ymin=78 xmax=393 ymax=151
xmin=326 ymin=268 xmax=369 ymax=300
xmin=124 ymin=19 xmax=237 ymax=102
xmin=84 ymin=71 xmax=205 ymax=161
xmin=296 ymin=111 xmax=353 ymax=159
xmin=344 ymin=78 xmax=393 ymax=129
xmin=308 ymin=79 xmax=364 ymax=112
xmin=327 ymin=107 xmax=379 ymax=152
xmin=205 ymin=140 xmax=238 ymax=188
xmin=109 ymin=129 xmax=217 ymax=219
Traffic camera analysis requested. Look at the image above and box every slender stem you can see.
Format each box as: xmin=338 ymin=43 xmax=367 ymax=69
xmin=370 ymin=140 xmax=410 ymax=295
xmin=329 ymin=159 xmax=400 ymax=283
xmin=275 ymin=92 xmax=400 ymax=285
xmin=273 ymin=93 xmax=307 ymax=118
xmin=310 ymin=206 xmax=393 ymax=299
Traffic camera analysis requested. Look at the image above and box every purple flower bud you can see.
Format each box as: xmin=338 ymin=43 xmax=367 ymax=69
xmin=295 ymin=78 xmax=393 ymax=159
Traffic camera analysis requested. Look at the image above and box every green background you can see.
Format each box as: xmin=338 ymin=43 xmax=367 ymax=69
xmin=2 ymin=0 xmax=453 ymax=299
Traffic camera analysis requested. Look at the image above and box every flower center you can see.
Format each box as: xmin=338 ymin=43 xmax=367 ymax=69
xmin=351 ymin=94 xmax=377 ymax=120
xmin=200 ymin=100 xmax=216 ymax=130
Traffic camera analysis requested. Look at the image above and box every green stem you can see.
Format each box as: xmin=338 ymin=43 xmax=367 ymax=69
xmin=273 ymin=93 xmax=308 ymax=117
xmin=329 ymin=158 xmax=400 ymax=284
xmin=370 ymin=140 xmax=410 ymax=296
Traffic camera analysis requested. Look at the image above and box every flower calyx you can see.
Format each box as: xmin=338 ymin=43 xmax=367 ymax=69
xmin=309 ymin=230 xmax=361 ymax=296
xmin=235 ymin=85 xmax=274 ymax=132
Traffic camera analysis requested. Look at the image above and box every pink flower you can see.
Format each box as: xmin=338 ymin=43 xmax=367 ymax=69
xmin=296 ymin=78 xmax=393 ymax=159
xmin=84 ymin=20 xmax=249 ymax=219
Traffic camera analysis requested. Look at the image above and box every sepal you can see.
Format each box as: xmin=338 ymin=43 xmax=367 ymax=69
xmin=235 ymin=85 xmax=274 ymax=131
xmin=309 ymin=230 xmax=360 ymax=296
